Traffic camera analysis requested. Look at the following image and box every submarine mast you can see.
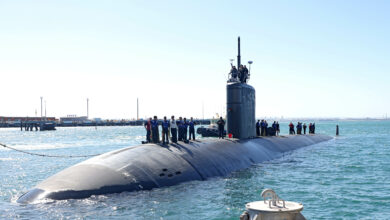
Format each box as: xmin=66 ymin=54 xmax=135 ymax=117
xmin=237 ymin=36 xmax=241 ymax=68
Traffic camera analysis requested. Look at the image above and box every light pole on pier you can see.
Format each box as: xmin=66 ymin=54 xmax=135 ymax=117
xmin=40 ymin=97 xmax=43 ymax=120
xmin=137 ymin=98 xmax=139 ymax=120
xmin=87 ymin=98 xmax=89 ymax=119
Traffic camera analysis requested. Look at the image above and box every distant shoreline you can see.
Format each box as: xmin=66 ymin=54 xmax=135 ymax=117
xmin=0 ymin=118 xmax=388 ymax=129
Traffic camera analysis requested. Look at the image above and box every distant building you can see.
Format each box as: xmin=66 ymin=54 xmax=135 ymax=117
xmin=60 ymin=115 xmax=88 ymax=125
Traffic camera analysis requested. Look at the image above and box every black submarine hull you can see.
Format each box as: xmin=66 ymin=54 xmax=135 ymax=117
xmin=17 ymin=134 xmax=331 ymax=203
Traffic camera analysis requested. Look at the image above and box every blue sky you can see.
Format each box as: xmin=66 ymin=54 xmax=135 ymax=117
xmin=0 ymin=0 xmax=389 ymax=119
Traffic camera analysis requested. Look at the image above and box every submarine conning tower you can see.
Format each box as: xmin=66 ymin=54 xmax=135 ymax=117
xmin=227 ymin=37 xmax=256 ymax=139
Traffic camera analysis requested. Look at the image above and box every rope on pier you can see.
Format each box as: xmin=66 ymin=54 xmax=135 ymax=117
xmin=0 ymin=143 xmax=101 ymax=158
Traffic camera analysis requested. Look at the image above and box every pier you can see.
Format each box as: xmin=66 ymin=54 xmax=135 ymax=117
xmin=20 ymin=121 xmax=56 ymax=131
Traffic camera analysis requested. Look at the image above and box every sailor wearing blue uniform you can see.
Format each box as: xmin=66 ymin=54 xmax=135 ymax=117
xmin=256 ymin=120 xmax=261 ymax=136
xmin=183 ymin=118 xmax=188 ymax=142
xmin=170 ymin=116 xmax=178 ymax=143
xmin=312 ymin=123 xmax=316 ymax=134
xmin=161 ymin=116 xmax=170 ymax=144
xmin=300 ymin=122 xmax=303 ymax=134
xmin=217 ymin=117 xmax=225 ymax=139
xmin=151 ymin=116 xmax=160 ymax=143
xmin=230 ymin=66 xmax=238 ymax=81
xmin=188 ymin=117 xmax=196 ymax=140
xmin=177 ymin=117 xmax=184 ymax=141
xmin=260 ymin=120 xmax=265 ymax=136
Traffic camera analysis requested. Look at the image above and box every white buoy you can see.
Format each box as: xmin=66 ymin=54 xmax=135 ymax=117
xmin=240 ymin=189 xmax=306 ymax=220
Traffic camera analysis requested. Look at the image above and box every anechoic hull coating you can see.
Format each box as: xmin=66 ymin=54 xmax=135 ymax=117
xmin=17 ymin=134 xmax=331 ymax=203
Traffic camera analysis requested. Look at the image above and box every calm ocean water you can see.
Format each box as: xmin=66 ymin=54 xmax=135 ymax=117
xmin=0 ymin=121 xmax=389 ymax=219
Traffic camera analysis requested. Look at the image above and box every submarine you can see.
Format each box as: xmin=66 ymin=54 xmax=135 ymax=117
xmin=17 ymin=37 xmax=332 ymax=204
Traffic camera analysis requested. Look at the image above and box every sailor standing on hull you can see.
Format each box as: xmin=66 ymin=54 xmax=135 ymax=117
xmin=289 ymin=122 xmax=295 ymax=135
xmin=217 ymin=117 xmax=225 ymax=139
xmin=161 ymin=116 xmax=170 ymax=145
xmin=144 ymin=117 xmax=152 ymax=143
xmin=151 ymin=116 xmax=160 ymax=143
xmin=183 ymin=118 xmax=189 ymax=142
xmin=272 ymin=121 xmax=277 ymax=135
xmin=296 ymin=122 xmax=302 ymax=135
xmin=312 ymin=123 xmax=316 ymax=134
xmin=188 ymin=117 xmax=196 ymax=140
xmin=260 ymin=120 xmax=265 ymax=136
xmin=177 ymin=117 xmax=184 ymax=141
xmin=256 ymin=120 xmax=261 ymax=136
xmin=170 ymin=116 xmax=178 ymax=143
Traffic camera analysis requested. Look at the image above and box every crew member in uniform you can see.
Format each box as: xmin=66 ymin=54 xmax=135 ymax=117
xmin=217 ymin=117 xmax=225 ymax=139
xmin=272 ymin=121 xmax=277 ymax=136
xmin=151 ymin=116 xmax=160 ymax=143
xmin=312 ymin=123 xmax=316 ymax=134
xmin=188 ymin=117 xmax=196 ymax=140
xmin=144 ymin=117 xmax=152 ymax=143
xmin=296 ymin=122 xmax=302 ymax=135
xmin=183 ymin=117 xmax=189 ymax=142
xmin=260 ymin=120 xmax=267 ymax=136
xmin=243 ymin=65 xmax=249 ymax=83
xmin=238 ymin=65 xmax=244 ymax=83
xmin=170 ymin=115 xmax=178 ymax=143
xmin=161 ymin=116 xmax=170 ymax=145
xmin=289 ymin=122 xmax=295 ymax=135
xmin=177 ymin=117 xmax=183 ymax=141
xmin=256 ymin=120 xmax=261 ymax=136
xmin=230 ymin=66 xmax=238 ymax=81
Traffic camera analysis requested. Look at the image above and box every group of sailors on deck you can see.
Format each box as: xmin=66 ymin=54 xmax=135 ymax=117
xmin=289 ymin=122 xmax=316 ymax=135
xmin=145 ymin=116 xmax=318 ymax=144
xmin=144 ymin=116 xmax=197 ymax=145
xmin=256 ymin=120 xmax=280 ymax=137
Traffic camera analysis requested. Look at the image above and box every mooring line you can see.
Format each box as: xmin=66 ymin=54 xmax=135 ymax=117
xmin=0 ymin=143 xmax=101 ymax=158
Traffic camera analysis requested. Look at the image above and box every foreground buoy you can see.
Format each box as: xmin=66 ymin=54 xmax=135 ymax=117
xmin=240 ymin=189 xmax=306 ymax=220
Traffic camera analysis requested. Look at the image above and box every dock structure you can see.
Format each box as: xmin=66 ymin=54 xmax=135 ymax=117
xmin=21 ymin=121 xmax=56 ymax=131
xmin=0 ymin=116 xmax=56 ymax=130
